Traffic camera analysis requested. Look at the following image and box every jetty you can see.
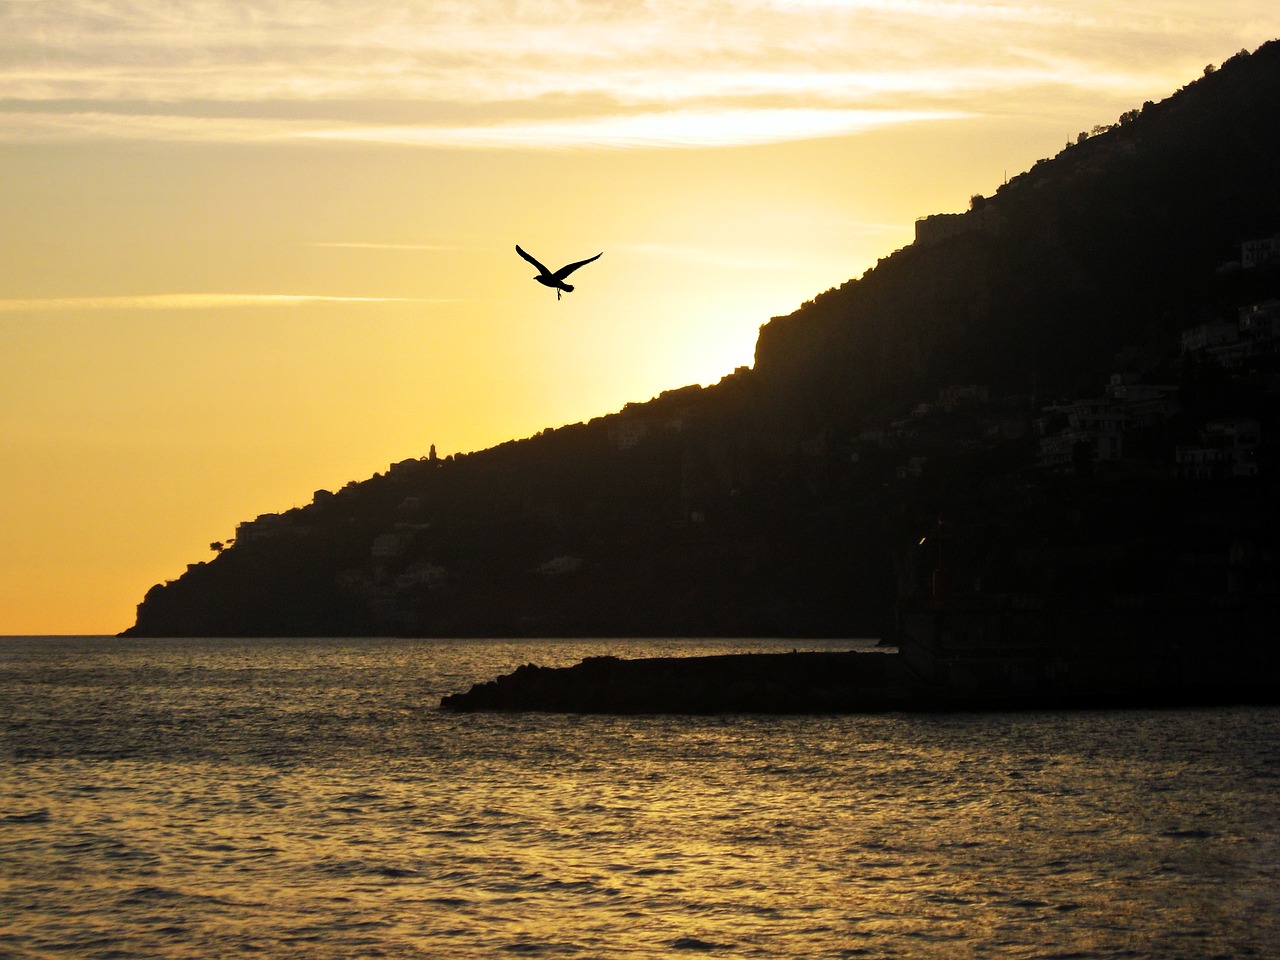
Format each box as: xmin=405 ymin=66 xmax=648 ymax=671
xmin=438 ymin=636 xmax=1280 ymax=715
xmin=440 ymin=650 xmax=919 ymax=714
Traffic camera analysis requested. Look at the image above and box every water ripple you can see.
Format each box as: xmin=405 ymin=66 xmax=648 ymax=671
xmin=2 ymin=637 xmax=1278 ymax=959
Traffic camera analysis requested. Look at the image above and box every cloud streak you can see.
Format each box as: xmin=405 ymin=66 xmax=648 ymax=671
xmin=0 ymin=294 xmax=457 ymax=313
xmin=308 ymin=242 xmax=465 ymax=251
xmin=297 ymin=107 xmax=970 ymax=150
xmin=0 ymin=104 xmax=968 ymax=149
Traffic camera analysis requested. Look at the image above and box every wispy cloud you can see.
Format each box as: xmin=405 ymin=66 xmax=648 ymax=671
xmin=761 ymin=0 xmax=1103 ymax=26
xmin=0 ymin=110 xmax=314 ymax=143
xmin=307 ymin=241 xmax=491 ymax=253
xmin=1 ymin=0 xmax=1276 ymax=147
xmin=0 ymin=294 xmax=458 ymax=313
xmin=308 ymin=242 xmax=465 ymax=251
xmin=0 ymin=104 xmax=968 ymax=148
xmin=614 ymin=242 xmax=803 ymax=271
xmin=613 ymin=240 xmax=887 ymax=271
xmin=296 ymin=107 xmax=969 ymax=150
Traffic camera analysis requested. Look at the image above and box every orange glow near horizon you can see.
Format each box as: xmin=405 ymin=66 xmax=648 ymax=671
xmin=3 ymin=2 xmax=1279 ymax=634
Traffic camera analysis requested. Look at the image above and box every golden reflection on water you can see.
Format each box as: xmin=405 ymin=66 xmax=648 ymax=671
xmin=1 ymin=637 xmax=1277 ymax=958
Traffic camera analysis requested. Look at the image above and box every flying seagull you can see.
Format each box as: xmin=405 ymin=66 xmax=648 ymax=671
xmin=516 ymin=245 xmax=602 ymax=300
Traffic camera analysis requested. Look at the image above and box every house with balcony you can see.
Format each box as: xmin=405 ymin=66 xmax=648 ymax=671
xmin=1181 ymin=322 xmax=1240 ymax=354
xmin=395 ymin=563 xmax=447 ymax=591
xmin=535 ymin=556 xmax=583 ymax=575
xmin=1242 ymin=234 xmax=1280 ymax=269
xmin=1175 ymin=418 xmax=1261 ymax=479
xmin=1036 ymin=395 xmax=1131 ymax=470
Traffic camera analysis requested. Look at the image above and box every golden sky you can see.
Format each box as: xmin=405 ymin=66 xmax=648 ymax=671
xmin=3 ymin=0 xmax=1278 ymax=635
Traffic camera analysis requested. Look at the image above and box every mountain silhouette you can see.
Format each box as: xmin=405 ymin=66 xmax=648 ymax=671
xmin=123 ymin=42 xmax=1280 ymax=639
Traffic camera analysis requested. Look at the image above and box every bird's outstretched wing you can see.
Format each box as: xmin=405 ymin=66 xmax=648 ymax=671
xmin=515 ymin=245 xmax=553 ymax=278
xmin=553 ymin=252 xmax=602 ymax=281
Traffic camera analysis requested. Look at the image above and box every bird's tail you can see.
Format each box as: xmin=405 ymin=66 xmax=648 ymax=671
xmin=561 ymin=283 xmax=574 ymax=292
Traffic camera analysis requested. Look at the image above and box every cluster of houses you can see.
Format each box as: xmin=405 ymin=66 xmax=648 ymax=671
xmin=863 ymin=289 xmax=1277 ymax=485
xmin=1177 ymin=299 xmax=1280 ymax=368
xmin=1049 ymin=234 xmax=1278 ymax=478
xmin=1034 ymin=379 xmax=1262 ymax=480
xmin=1035 ymin=296 xmax=1277 ymax=479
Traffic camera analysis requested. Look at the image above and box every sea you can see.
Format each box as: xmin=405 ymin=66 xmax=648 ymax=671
xmin=1 ymin=636 xmax=1277 ymax=960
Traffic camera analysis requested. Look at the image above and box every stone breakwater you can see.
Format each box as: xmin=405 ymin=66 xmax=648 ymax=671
xmin=439 ymin=648 xmax=1280 ymax=714
xmin=440 ymin=651 xmax=922 ymax=714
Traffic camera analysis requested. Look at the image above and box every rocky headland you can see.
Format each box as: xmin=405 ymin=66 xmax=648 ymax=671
xmin=125 ymin=43 xmax=1280 ymax=653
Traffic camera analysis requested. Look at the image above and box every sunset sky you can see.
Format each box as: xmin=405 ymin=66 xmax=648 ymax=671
xmin=3 ymin=1 xmax=1279 ymax=635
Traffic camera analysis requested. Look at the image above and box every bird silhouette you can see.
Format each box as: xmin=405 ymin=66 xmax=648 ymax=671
xmin=516 ymin=245 xmax=602 ymax=300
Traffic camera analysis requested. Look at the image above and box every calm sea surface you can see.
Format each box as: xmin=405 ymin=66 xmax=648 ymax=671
xmin=1 ymin=636 xmax=1277 ymax=959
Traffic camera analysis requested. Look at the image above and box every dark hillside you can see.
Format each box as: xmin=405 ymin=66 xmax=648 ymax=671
xmin=124 ymin=42 xmax=1280 ymax=639
xmin=755 ymin=42 xmax=1280 ymax=430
